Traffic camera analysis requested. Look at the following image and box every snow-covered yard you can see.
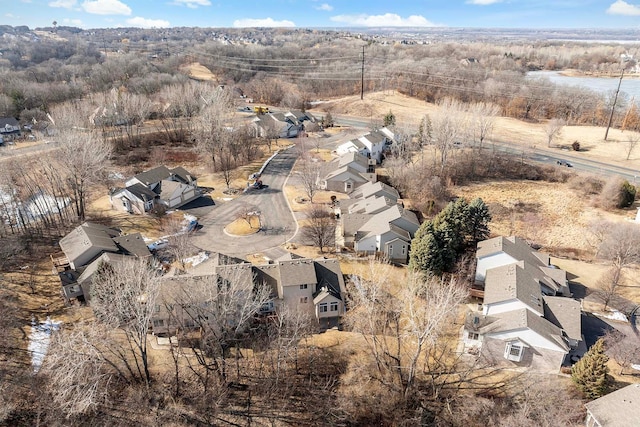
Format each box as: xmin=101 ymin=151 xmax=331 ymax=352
xmin=28 ymin=317 xmax=61 ymax=373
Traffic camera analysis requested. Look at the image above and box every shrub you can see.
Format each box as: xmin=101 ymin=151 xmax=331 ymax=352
xmin=598 ymin=177 xmax=636 ymax=209
xmin=572 ymin=140 xmax=580 ymax=151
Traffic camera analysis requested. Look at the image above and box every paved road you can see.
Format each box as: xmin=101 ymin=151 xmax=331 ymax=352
xmin=332 ymin=114 xmax=640 ymax=182
xmin=190 ymin=148 xmax=298 ymax=258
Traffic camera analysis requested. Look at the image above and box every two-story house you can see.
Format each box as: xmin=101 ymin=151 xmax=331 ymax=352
xmin=110 ymin=165 xmax=200 ymax=214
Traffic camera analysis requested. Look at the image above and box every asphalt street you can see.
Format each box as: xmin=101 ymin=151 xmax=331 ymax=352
xmin=189 ymin=147 xmax=298 ymax=258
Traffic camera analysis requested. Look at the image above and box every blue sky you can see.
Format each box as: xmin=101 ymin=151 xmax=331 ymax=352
xmin=4 ymin=0 xmax=640 ymax=30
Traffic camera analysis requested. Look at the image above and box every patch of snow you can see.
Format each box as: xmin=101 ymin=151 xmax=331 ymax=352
xmin=183 ymin=213 xmax=197 ymax=223
xmin=222 ymin=197 xmax=233 ymax=201
xmin=632 ymin=364 xmax=640 ymax=371
xmin=183 ymin=251 xmax=209 ymax=267
xmin=28 ymin=316 xmax=61 ymax=373
xmin=600 ymin=310 xmax=628 ymax=322
xmin=108 ymin=172 xmax=125 ymax=180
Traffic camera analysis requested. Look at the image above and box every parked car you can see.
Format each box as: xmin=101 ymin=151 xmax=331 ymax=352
xmin=556 ymin=160 xmax=573 ymax=167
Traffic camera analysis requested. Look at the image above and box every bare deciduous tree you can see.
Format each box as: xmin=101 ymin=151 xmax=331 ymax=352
xmin=602 ymin=329 xmax=640 ymax=374
xmin=56 ymin=129 xmax=112 ymax=220
xmin=301 ymin=204 xmax=336 ymax=253
xmin=625 ymin=132 xmax=640 ymax=160
xmin=166 ymin=218 xmax=195 ymax=273
xmin=432 ymin=98 xmax=464 ymax=173
xmin=545 ymin=118 xmax=565 ymax=148
xmin=297 ymin=158 xmax=320 ymax=203
xmin=468 ymin=101 xmax=500 ymax=149
xmin=163 ymin=268 xmax=271 ymax=386
xmin=91 ymin=258 xmax=160 ymax=385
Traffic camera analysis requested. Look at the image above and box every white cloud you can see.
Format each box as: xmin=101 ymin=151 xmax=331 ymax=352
xmin=315 ymin=3 xmax=333 ymax=11
xmin=126 ymin=16 xmax=170 ymax=28
xmin=172 ymin=0 xmax=211 ymax=8
xmin=466 ymin=0 xmax=502 ymax=4
xmin=607 ymin=0 xmax=640 ymax=15
xmin=6 ymin=13 xmax=15 ymax=18
xmin=63 ymin=18 xmax=84 ymax=26
xmin=81 ymin=0 xmax=131 ymax=15
xmin=232 ymin=17 xmax=295 ymax=27
xmin=48 ymin=0 xmax=77 ymax=9
xmin=330 ymin=13 xmax=435 ymax=27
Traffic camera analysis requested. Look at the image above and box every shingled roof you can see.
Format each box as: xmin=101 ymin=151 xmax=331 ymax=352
xmin=483 ymin=263 xmax=544 ymax=315
xmin=585 ymin=384 xmax=640 ymax=427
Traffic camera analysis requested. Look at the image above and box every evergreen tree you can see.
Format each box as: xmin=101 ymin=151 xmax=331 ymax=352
xmin=572 ymin=339 xmax=612 ymax=399
xmin=408 ymin=221 xmax=455 ymax=275
xmin=383 ymin=110 xmax=396 ymax=127
xmin=465 ymin=198 xmax=492 ymax=246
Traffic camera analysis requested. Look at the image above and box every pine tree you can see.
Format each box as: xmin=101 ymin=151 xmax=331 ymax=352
xmin=466 ymin=198 xmax=492 ymax=246
xmin=383 ymin=110 xmax=396 ymax=127
xmin=572 ymin=338 xmax=612 ymax=399
xmin=408 ymin=222 xmax=455 ymax=275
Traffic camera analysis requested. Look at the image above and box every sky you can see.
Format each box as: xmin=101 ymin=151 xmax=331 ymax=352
xmin=4 ymin=0 xmax=640 ymax=30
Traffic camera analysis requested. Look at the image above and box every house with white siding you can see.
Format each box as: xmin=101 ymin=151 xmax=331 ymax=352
xmin=110 ymin=165 xmax=200 ymax=214
xmin=463 ymin=236 xmax=583 ymax=373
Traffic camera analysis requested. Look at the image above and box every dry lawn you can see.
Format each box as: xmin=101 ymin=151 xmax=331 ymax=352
xmin=314 ymin=90 xmax=640 ymax=168
xmin=180 ymin=62 xmax=219 ymax=82
xmin=225 ymin=215 xmax=260 ymax=236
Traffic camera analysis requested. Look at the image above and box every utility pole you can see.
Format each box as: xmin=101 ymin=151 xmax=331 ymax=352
xmin=360 ymin=45 xmax=365 ymax=100
xmin=605 ymin=68 xmax=625 ymax=141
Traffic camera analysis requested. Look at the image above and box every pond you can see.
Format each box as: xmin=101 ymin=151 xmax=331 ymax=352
xmin=527 ymin=70 xmax=640 ymax=100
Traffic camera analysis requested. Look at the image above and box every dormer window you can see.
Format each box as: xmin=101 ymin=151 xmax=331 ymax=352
xmin=504 ymin=341 xmax=524 ymax=362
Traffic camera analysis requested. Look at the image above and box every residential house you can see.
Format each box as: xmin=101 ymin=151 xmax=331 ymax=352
xmin=55 ymin=222 xmax=151 ymax=304
xmin=285 ymin=110 xmax=316 ymax=127
xmin=110 ymin=165 xmax=200 ymax=214
xmin=339 ymin=203 xmax=419 ymax=264
xmin=475 ymin=236 xmax=570 ymax=296
xmin=151 ymin=252 xmax=347 ymax=334
xmin=252 ymin=112 xmax=301 ymax=138
xmin=336 ymin=127 xmax=394 ymax=163
xmin=319 ymin=152 xmax=376 ymax=193
xmin=584 ymin=383 xmax=640 ymax=427
xmin=462 ymin=236 xmax=583 ymax=372
xmin=0 ymin=117 xmax=21 ymax=142
xmin=348 ymin=181 xmax=400 ymax=202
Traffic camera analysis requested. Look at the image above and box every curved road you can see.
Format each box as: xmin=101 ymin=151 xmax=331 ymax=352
xmin=190 ymin=148 xmax=298 ymax=257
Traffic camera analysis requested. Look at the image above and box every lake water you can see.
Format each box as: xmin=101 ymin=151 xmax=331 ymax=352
xmin=527 ymin=70 xmax=640 ymax=100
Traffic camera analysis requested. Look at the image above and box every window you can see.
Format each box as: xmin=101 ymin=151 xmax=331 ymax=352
xmin=504 ymin=342 xmax=524 ymax=362
xmin=154 ymin=304 xmax=161 ymax=313
xmin=401 ymin=245 xmax=406 ymax=255
xmin=319 ymin=303 xmax=328 ymax=313
xmin=300 ymin=297 xmax=308 ymax=304
xmin=152 ymin=319 xmax=164 ymax=328
xmin=330 ymin=302 xmax=339 ymax=312
xmin=467 ymin=332 xmax=479 ymax=341
xmin=300 ymin=284 xmax=308 ymax=290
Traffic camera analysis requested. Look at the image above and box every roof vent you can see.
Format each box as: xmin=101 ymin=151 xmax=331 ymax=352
xmin=473 ymin=316 xmax=479 ymax=325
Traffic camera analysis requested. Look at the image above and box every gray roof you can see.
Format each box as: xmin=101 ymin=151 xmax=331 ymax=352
xmin=324 ymin=165 xmax=370 ymax=183
xmin=0 ymin=117 xmax=19 ymax=128
xmin=363 ymin=130 xmax=387 ymax=145
xmin=76 ymin=252 xmax=131 ymax=285
xmin=543 ymin=296 xmax=582 ymax=342
xmin=341 ymin=214 xmax=372 ymax=237
xmin=347 ymin=196 xmax=396 ymax=215
xmin=470 ymin=308 xmax=569 ymax=352
xmin=483 ymin=263 xmax=544 ymax=315
xmin=350 ymin=181 xmax=400 ymax=201
xmin=133 ymin=166 xmax=172 ymax=186
xmin=132 ymin=165 xmax=196 ymax=187
xmin=477 ymin=236 xmax=549 ymax=268
xmin=277 ymin=259 xmax=318 ymax=287
xmin=337 ymin=151 xmax=370 ymax=170
xmin=313 ymin=258 xmax=346 ymax=297
xmin=585 ymin=384 xmax=640 ymax=427
xmin=125 ymin=183 xmax=158 ymax=200
xmin=112 ymin=233 xmax=151 ymax=258
xmin=59 ymin=222 xmax=120 ymax=266
xmin=171 ymin=166 xmax=197 ymax=183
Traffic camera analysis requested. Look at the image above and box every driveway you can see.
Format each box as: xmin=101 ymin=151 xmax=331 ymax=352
xmin=190 ymin=148 xmax=298 ymax=258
